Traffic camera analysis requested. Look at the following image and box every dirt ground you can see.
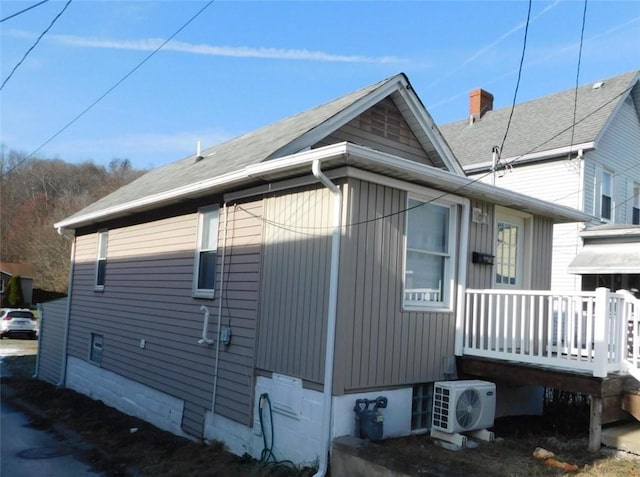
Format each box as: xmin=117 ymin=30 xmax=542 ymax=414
xmin=2 ymin=354 xmax=639 ymax=477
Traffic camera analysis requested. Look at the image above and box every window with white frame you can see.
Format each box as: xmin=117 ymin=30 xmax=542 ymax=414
xmin=600 ymin=170 xmax=613 ymax=221
xmin=89 ymin=333 xmax=103 ymax=365
xmin=94 ymin=230 xmax=108 ymax=290
xmin=633 ymin=184 xmax=640 ymax=225
xmin=193 ymin=206 xmax=219 ymax=298
xmin=495 ymin=221 xmax=519 ymax=286
xmin=404 ymin=197 xmax=456 ymax=310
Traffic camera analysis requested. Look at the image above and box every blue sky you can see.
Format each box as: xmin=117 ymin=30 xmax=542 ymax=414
xmin=1 ymin=0 xmax=638 ymax=170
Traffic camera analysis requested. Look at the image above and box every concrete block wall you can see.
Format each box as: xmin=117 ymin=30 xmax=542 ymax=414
xmin=65 ymin=357 xmax=187 ymax=437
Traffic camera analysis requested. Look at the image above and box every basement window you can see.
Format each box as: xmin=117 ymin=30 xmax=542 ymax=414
xmin=411 ymin=383 xmax=434 ymax=431
xmin=89 ymin=333 xmax=103 ymax=365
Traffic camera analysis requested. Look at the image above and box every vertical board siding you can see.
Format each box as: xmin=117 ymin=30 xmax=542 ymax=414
xmin=256 ymin=186 xmax=332 ymax=383
xmin=67 ymin=203 xmax=263 ymax=429
xmin=467 ymin=200 xmax=495 ymax=290
xmin=37 ymin=297 xmax=69 ymax=385
xmin=313 ymin=98 xmax=436 ymax=167
xmin=334 ymin=179 xmax=456 ymax=394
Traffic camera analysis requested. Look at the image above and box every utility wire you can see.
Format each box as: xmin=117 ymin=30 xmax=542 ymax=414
xmin=0 ymin=0 xmax=72 ymax=92
xmin=1 ymin=0 xmax=216 ymax=179
xmin=0 ymin=0 xmax=49 ymax=23
xmin=498 ymin=0 xmax=532 ymax=160
xmin=567 ymin=0 xmax=589 ymax=161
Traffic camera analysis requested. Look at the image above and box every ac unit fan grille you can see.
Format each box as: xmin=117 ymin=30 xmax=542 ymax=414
xmin=455 ymin=389 xmax=481 ymax=430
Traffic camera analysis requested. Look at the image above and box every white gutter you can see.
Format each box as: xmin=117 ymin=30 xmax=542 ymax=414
xmin=58 ymin=233 xmax=76 ymax=387
xmin=198 ymin=305 xmax=214 ymax=345
xmin=54 ymin=144 xmax=348 ymax=231
xmin=211 ymin=202 xmax=228 ymax=415
xmin=311 ymin=160 xmax=342 ymax=477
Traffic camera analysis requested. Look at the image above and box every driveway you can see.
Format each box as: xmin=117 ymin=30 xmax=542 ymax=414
xmin=1 ymin=337 xmax=103 ymax=476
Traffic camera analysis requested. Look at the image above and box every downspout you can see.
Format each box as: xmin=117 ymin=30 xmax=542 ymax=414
xmin=311 ymin=160 xmax=342 ymax=477
xmin=57 ymin=228 xmax=76 ymax=387
xmin=211 ymin=202 xmax=228 ymax=414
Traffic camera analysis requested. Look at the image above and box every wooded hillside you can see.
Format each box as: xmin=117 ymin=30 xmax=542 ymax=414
xmin=1 ymin=148 xmax=145 ymax=294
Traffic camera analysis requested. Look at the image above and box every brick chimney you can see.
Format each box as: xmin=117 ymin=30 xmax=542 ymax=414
xmin=469 ymin=89 xmax=494 ymax=123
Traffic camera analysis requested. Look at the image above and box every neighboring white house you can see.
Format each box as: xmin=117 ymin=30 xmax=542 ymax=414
xmin=440 ymin=70 xmax=640 ymax=293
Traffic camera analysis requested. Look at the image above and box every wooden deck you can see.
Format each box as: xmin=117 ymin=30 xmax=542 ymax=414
xmin=457 ymin=355 xmax=640 ymax=451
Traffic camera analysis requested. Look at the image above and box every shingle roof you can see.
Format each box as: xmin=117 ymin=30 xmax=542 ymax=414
xmin=439 ymin=70 xmax=639 ymax=169
xmin=62 ymin=75 xmax=401 ymax=224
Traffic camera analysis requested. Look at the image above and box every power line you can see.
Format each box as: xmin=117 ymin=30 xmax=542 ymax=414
xmin=567 ymin=0 xmax=589 ymax=162
xmin=0 ymin=0 xmax=49 ymax=23
xmin=1 ymin=0 xmax=215 ymax=179
xmin=498 ymin=0 xmax=532 ymax=160
xmin=0 ymin=0 xmax=72 ymax=92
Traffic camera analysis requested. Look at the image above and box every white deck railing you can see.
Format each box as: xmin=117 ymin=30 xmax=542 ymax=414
xmin=461 ymin=287 xmax=640 ymax=378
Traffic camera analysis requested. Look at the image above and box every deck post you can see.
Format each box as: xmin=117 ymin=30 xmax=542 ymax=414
xmin=589 ymin=396 xmax=603 ymax=452
xmin=593 ymin=288 xmax=609 ymax=378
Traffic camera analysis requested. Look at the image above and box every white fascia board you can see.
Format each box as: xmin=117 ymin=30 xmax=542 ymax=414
xmin=463 ymin=142 xmax=595 ymax=173
xmin=580 ymin=227 xmax=640 ymax=239
xmin=394 ymin=85 xmax=465 ymax=175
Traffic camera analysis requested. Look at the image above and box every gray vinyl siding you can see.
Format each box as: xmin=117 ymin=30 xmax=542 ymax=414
xmin=67 ymin=204 xmax=263 ymax=431
xmin=334 ymin=179 xmax=456 ymax=394
xmin=256 ymin=186 xmax=333 ymax=384
xmin=37 ymin=297 xmax=68 ymax=385
xmin=313 ymin=98 xmax=436 ymax=168
xmin=583 ymin=96 xmax=640 ymax=224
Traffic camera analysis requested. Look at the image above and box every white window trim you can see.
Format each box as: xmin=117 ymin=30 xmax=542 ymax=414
xmin=600 ymin=169 xmax=614 ymax=222
xmin=403 ymin=193 xmax=461 ymax=312
xmin=192 ymin=205 xmax=219 ymax=299
xmin=94 ymin=229 xmax=108 ymax=291
xmin=494 ymin=206 xmax=533 ymax=289
xmin=631 ymin=182 xmax=640 ymax=225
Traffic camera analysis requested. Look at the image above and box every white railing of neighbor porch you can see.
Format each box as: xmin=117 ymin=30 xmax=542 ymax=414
xmin=462 ymin=287 xmax=639 ymax=378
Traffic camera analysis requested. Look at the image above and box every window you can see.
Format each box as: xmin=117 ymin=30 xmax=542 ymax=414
xmin=495 ymin=221 xmax=519 ymax=285
xmin=193 ymin=206 xmax=219 ymax=298
xmin=494 ymin=208 xmax=530 ymax=289
xmin=89 ymin=333 xmax=103 ymax=365
xmin=601 ymin=171 xmax=613 ymax=221
xmin=95 ymin=230 xmax=108 ymax=290
xmin=633 ymin=184 xmax=640 ymax=225
xmin=404 ymin=197 xmax=456 ymax=310
xmin=411 ymin=383 xmax=434 ymax=431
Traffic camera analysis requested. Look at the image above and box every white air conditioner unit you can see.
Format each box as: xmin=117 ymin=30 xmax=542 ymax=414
xmin=432 ymin=380 xmax=496 ymax=434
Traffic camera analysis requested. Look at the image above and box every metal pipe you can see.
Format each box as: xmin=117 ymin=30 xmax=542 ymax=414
xmin=311 ymin=160 xmax=342 ymax=477
xmin=211 ymin=202 xmax=228 ymax=414
xmin=198 ymin=305 xmax=213 ymax=345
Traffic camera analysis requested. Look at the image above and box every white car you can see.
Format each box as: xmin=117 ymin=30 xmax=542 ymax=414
xmin=0 ymin=308 xmax=38 ymax=339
